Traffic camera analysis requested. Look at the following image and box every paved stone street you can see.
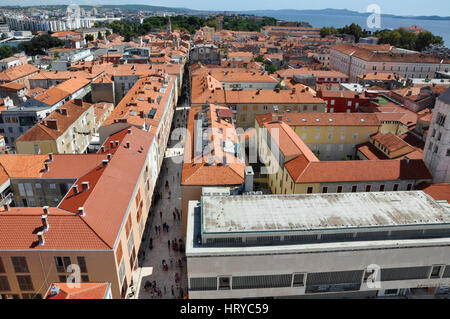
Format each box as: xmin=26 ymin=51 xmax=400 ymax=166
xmin=134 ymin=105 xmax=189 ymax=299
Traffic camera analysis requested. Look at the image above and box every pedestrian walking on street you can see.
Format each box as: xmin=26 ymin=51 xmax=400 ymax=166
xmin=166 ymin=224 xmax=170 ymax=232
xmin=160 ymin=211 xmax=162 ymax=219
xmin=168 ymin=240 xmax=171 ymax=249
xmin=164 ymin=286 xmax=167 ymax=295
xmin=154 ymin=225 xmax=157 ymax=233
xmin=173 ymin=212 xmax=176 ymax=220
xmin=171 ymin=285 xmax=174 ymax=296
xmin=158 ymin=225 xmax=161 ymax=233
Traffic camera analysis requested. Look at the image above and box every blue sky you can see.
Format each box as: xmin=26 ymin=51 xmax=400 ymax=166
xmin=1 ymin=0 xmax=449 ymax=17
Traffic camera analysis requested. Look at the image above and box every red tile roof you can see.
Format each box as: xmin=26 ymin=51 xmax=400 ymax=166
xmin=45 ymin=282 xmax=110 ymax=299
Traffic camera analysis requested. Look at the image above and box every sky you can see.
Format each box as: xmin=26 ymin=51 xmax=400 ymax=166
xmin=1 ymin=0 xmax=449 ymax=17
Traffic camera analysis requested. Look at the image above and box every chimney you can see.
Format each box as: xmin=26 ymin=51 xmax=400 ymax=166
xmin=37 ymin=232 xmax=45 ymax=246
xmin=73 ymin=184 xmax=79 ymax=194
xmin=102 ymin=159 xmax=109 ymax=167
xmin=45 ymin=162 xmax=50 ymax=172
xmin=60 ymin=108 xmax=68 ymax=116
xmin=81 ymin=182 xmax=90 ymax=192
xmin=107 ymin=153 xmax=112 ymax=161
xmin=3 ymin=203 xmax=9 ymax=212
xmin=48 ymin=153 xmax=53 ymax=162
xmin=115 ymin=140 xmax=119 ymax=147
xmin=101 ymin=146 xmax=105 ymax=153
xmin=126 ymin=141 xmax=131 ymax=148
xmin=128 ymin=128 xmax=132 ymax=134
xmin=78 ymin=207 xmax=85 ymax=217
xmin=46 ymin=120 xmax=58 ymax=130
xmin=43 ymin=206 xmax=49 ymax=215
xmin=41 ymin=215 xmax=49 ymax=231
xmin=110 ymin=141 xmax=114 ymax=149
xmin=74 ymin=99 xmax=83 ymax=106
xmin=244 ymin=166 xmax=254 ymax=193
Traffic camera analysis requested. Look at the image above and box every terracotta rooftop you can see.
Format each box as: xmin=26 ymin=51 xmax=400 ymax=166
xmin=256 ymin=113 xmax=381 ymax=127
xmin=0 ymin=64 xmax=39 ymax=82
xmin=45 ymin=282 xmax=110 ymax=299
xmin=0 ymin=126 xmax=154 ymax=250
xmin=16 ymin=100 xmax=93 ymax=142
xmin=181 ymin=103 xmax=245 ymax=186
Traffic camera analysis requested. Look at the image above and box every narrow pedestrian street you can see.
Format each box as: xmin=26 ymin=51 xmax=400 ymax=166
xmin=133 ymin=103 xmax=190 ymax=299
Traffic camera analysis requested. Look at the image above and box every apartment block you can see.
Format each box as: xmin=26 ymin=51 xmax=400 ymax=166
xmin=15 ymin=100 xmax=96 ymax=154
xmin=186 ymin=191 xmax=450 ymax=298
xmin=256 ymin=120 xmax=432 ymax=195
xmin=181 ymin=102 xmax=246 ymax=238
xmin=0 ymin=127 xmax=158 ymax=299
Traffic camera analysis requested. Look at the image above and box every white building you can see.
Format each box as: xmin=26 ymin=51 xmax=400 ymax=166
xmin=186 ymin=191 xmax=450 ymax=299
xmin=423 ymin=88 xmax=450 ymax=183
xmin=330 ymin=44 xmax=450 ymax=82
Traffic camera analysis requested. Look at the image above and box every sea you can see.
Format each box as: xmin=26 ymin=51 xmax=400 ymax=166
xmin=272 ymin=13 xmax=450 ymax=46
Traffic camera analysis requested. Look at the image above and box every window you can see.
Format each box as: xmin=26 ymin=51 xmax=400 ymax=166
xmin=292 ymin=273 xmax=305 ymax=287
xmin=352 ymin=186 xmax=357 ymax=193
xmin=22 ymin=293 xmax=41 ymax=299
xmin=366 ymin=185 xmax=371 ymax=192
xmin=0 ymin=257 xmax=4 ymax=273
xmin=49 ymin=184 xmax=56 ymax=190
xmin=307 ymin=187 xmax=313 ymax=194
xmin=407 ymin=184 xmax=413 ymax=191
xmin=218 ymin=276 xmax=231 ymax=290
xmin=11 ymin=257 xmax=29 ymax=273
xmin=447 ymin=149 xmax=450 ymax=157
xmin=430 ymin=265 xmax=443 ymax=279
xmin=17 ymin=275 xmax=33 ymax=291
xmin=330 ymin=100 xmax=335 ymax=106
xmin=55 ymin=257 xmax=71 ymax=273
xmin=0 ymin=276 xmax=10 ymax=291
xmin=337 ymin=186 xmax=343 ymax=193
xmin=81 ymin=275 xmax=89 ymax=283
xmin=322 ymin=187 xmax=328 ymax=194
xmin=347 ymin=101 xmax=352 ymax=107
xmin=313 ymin=105 xmax=318 ymax=111
xmin=58 ymin=275 xmax=67 ymax=282
xmin=77 ymin=257 xmax=88 ymax=273
xmin=379 ymin=185 xmax=385 ymax=192
xmin=119 ymin=260 xmax=125 ymax=284
xmin=393 ymin=184 xmax=399 ymax=191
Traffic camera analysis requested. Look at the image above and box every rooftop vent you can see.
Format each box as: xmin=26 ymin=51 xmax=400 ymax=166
xmin=73 ymin=185 xmax=79 ymax=194
xmin=44 ymin=163 xmax=50 ymax=172
xmin=107 ymin=153 xmax=112 ymax=161
xmin=126 ymin=141 xmax=131 ymax=148
xmin=110 ymin=141 xmax=114 ymax=149
xmin=48 ymin=153 xmax=53 ymax=162
xmin=78 ymin=207 xmax=85 ymax=217
xmin=41 ymin=215 xmax=49 ymax=231
xmin=37 ymin=232 xmax=45 ymax=246
xmin=43 ymin=206 xmax=49 ymax=215
xmin=102 ymin=159 xmax=109 ymax=167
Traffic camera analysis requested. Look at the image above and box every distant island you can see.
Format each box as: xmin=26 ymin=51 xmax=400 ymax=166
xmin=237 ymin=8 xmax=450 ymax=21
xmin=0 ymin=5 xmax=449 ymax=21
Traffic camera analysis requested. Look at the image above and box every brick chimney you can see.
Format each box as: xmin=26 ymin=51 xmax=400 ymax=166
xmin=74 ymin=99 xmax=83 ymax=106
xmin=60 ymin=108 xmax=68 ymax=116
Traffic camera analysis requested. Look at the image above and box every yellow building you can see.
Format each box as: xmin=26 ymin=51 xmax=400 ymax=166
xmin=256 ymin=113 xmax=381 ymax=160
xmin=256 ymin=120 xmax=432 ymax=196
xmin=15 ymin=100 xmax=95 ymax=154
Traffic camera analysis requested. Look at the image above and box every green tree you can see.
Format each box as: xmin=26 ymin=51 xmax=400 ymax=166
xmin=105 ymin=29 xmax=111 ymax=37
xmin=18 ymin=34 xmax=64 ymax=55
xmin=320 ymin=27 xmax=338 ymax=38
xmin=85 ymin=34 xmax=94 ymax=42
xmin=0 ymin=45 xmax=15 ymax=59
xmin=97 ymin=31 xmax=104 ymax=40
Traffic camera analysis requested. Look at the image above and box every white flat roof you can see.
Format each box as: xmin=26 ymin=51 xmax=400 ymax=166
xmin=201 ymin=191 xmax=450 ymax=234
